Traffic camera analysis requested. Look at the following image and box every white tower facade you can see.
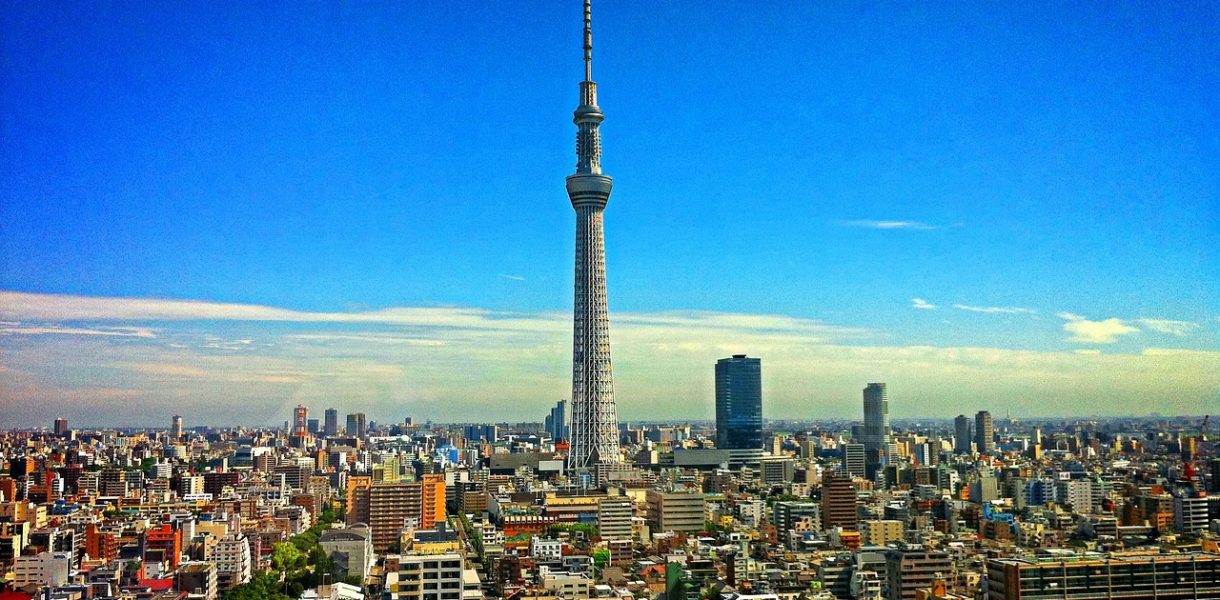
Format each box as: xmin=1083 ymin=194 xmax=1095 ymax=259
xmin=566 ymin=0 xmax=620 ymax=472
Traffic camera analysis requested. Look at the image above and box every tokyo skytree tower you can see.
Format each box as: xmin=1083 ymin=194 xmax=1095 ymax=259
xmin=565 ymin=0 xmax=620 ymax=472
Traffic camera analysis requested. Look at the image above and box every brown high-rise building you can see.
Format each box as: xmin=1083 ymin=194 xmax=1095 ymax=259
xmin=347 ymin=478 xmax=446 ymax=552
xmin=821 ymin=475 xmax=859 ymax=531
xmin=458 ymin=483 xmax=490 ymax=516
xmin=975 ymin=410 xmax=996 ymax=455
xmin=885 ymin=545 xmax=952 ymax=600
xmin=0 ymin=477 xmax=18 ymax=502
xmin=203 ymin=472 xmax=239 ymax=498
xmin=367 ymin=483 xmax=420 ymax=552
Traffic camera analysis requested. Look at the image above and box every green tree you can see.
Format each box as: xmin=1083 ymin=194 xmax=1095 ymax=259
xmin=272 ymin=542 xmax=305 ymax=571
xmin=221 ymin=571 xmax=293 ymax=600
xmin=592 ymin=548 xmax=611 ymax=567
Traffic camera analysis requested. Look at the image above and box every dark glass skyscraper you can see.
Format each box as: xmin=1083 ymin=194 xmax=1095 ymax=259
xmin=954 ymin=414 xmax=972 ymax=454
xmin=861 ymin=382 xmax=891 ymax=479
xmin=715 ymin=354 xmax=763 ymax=466
xmin=324 ymin=408 xmax=339 ymax=437
xmin=346 ymin=412 xmax=366 ymax=438
xmin=545 ymin=399 xmax=569 ymax=441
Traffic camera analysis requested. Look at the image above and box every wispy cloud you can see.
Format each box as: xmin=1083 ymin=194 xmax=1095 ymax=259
xmin=498 ymin=274 xmax=526 ymax=282
xmin=911 ymin=298 xmax=937 ymax=310
xmin=1136 ymin=318 xmax=1198 ymax=336
xmin=839 ymin=219 xmax=942 ymax=230
xmin=1057 ymin=312 xmax=1140 ymax=344
xmin=0 ymin=292 xmax=872 ymax=342
xmin=0 ymin=291 xmax=558 ymax=332
xmin=0 ymin=324 xmax=156 ymax=338
xmin=952 ymin=304 xmax=1037 ymax=315
xmin=2 ymin=292 xmax=1216 ymax=425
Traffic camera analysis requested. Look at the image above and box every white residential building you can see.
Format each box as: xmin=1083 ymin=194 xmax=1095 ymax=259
xmin=392 ymin=551 xmax=465 ymax=600
xmin=206 ymin=533 xmax=252 ymax=590
xmin=13 ymin=551 xmax=71 ymax=589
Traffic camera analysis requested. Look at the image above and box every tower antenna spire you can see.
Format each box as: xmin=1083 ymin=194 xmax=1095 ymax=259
xmin=583 ymin=0 xmax=593 ymax=81
xmin=566 ymin=0 xmax=618 ymax=479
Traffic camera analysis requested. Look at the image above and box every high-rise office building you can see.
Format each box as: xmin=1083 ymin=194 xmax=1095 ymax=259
xmin=843 ymin=443 xmax=866 ymax=478
xmin=323 ymin=408 xmax=339 ymax=437
xmin=975 ymin=410 xmax=995 ymax=455
xmin=346 ymin=413 xmax=367 ymax=438
xmin=544 ymin=400 xmax=569 ymax=441
xmin=53 ymin=418 xmax=68 ymax=436
xmin=171 ymin=415 xmax=184 ymax=439
xmin=954 ymin=415 xmax=972 ymax=454
xmin=861 ymin=383 xmax=890 ymax=479
xmin=566 ymin=0 xmax=621 ymax=474
xmin=715 ymin=354 xmax=764 ymax=466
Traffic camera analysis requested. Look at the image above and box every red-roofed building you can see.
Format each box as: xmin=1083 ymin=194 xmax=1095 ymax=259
xmin=143 ymin=524 xmax=182 ymax=569
xmin=135 ymin=578 xmax=176 ymax=592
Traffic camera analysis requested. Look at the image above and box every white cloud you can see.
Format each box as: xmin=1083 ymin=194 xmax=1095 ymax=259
xmin=839 ymin=220 xmax=940 ymax=230
xmin=0 ymin=291 xmax=559 ymax=332
xmin=499 ymin=274 xmax=526 ymax=282
xmin=1140 ymin=347 xmax=1215 ymax=357
xmin=0 ymin=325 xmax=156 ymax=338
xmin=1057 ymin=312 xmax=1140 ymax=344
xmin=3 ymin=292 xmax=1217 ymax=425
xmin=1137 ymin=318 xmax=1198 ymax=336
xmin=952 ymin=304 xmax=1036 ymax=315
xmin=911 ymin=298 xmax=937 ymax=310
xmin=0 ymin=292 xmax=871 ymax=342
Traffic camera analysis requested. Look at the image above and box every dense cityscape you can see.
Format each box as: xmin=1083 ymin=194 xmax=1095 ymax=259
xmin=0 ymin=390 xmax=1216 ymax=600
xmin=2 ymin=1 xmax=1217 ymax=600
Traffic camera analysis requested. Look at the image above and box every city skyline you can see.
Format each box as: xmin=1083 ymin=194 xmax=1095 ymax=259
xmin=2 ymin=2 xmax=1218 ymax=425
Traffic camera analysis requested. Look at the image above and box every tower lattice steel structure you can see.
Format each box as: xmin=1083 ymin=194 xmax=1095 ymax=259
xmin=565 ymin=0 xmax=620 ymax=472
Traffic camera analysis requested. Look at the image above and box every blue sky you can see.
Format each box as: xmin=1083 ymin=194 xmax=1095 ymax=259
xmin=1 ymin=1 xmax=1217 ymax=426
